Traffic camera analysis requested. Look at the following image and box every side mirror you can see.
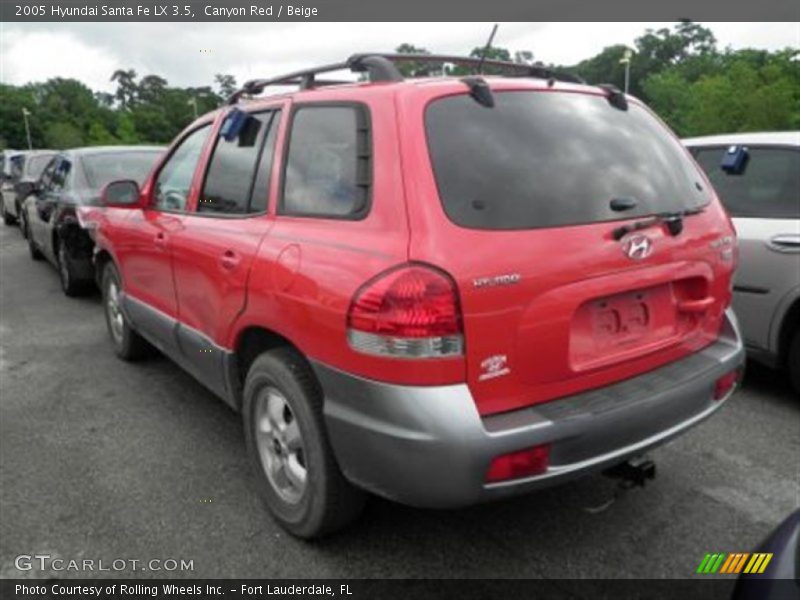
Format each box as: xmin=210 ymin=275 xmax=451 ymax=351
xmin=102 ymin=180 xmax=141 ymax=207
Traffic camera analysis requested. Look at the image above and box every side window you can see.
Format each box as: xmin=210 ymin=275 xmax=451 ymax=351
xmin=49 ymin=159 xmax=72 ymax=193
xmin=153 ymin=124 xmax=211 ymax=212
xmin=695 ymin=146 xmax=800 ymax=219
xmin=37 ymin=159 xmax=58 ymax=193
xmin=199 ymin=110 xmax=280 ymax=215
xmin=281 ymin=105 xmax=370 ymax=218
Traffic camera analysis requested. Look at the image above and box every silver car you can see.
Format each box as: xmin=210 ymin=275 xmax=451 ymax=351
xmin=685 ymin=132 xmax=800 ymax=393
xmin=1 ymin=150 xmax=57 ymax=226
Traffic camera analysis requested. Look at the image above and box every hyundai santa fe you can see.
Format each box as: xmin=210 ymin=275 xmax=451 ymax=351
xmin=83 ymin=54 xmax=745 ymax=538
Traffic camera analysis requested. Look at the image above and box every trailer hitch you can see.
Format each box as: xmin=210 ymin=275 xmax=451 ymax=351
xmin=582 ymin=457 xmax=656 ymax=514
xmin=603 ymin=456 xmax=656 ymax=489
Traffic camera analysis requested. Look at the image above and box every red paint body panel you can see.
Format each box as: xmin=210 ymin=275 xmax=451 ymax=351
xmin=90 ymin=78 xmax=736 ymax=415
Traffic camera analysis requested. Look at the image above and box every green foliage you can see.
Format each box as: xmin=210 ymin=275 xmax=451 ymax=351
xmin=0 ymin=69 xmax=223 ymax=150
xmin=644 ymin=47 xmax=800 ymax=136
xmin=44 ymin=122 xmax=84 ymax=149
xmin=86 ymin=122 xmax=118 ymax=145
xmin=215 ymin=74 xmax=237 ymax=99
xmin=1 ymin=24 xmax=796 ymax=152
xmin=394 ymin=43 xmax=433 ymax=77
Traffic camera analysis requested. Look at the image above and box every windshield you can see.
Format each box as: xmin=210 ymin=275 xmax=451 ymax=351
xmin=425 ymin=90 xmax=711 ymax=230
xmin=82 ymin=151 xmax=162 ymax=190
xmin=25 ymin=155 xmax=54 ymax=179
xmin=9 ymin=155 xmax=25 ymax=181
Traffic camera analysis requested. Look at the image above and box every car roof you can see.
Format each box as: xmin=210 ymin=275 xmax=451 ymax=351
xmin=65 ymin=145 xmax=166 ymax=157
xmin=5 ymin=149 xmax=56 ymax=159
xmin=683 ymin=131 xmax=800 ymax=147
xmin=238 ymin=76 xmax=614 ymax=112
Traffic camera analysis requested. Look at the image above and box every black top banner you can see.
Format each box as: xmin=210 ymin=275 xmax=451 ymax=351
xmin=2 ymin=0 xmax=799 ymax=21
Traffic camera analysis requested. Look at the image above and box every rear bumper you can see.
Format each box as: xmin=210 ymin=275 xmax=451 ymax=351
xmin=313 ymin=308 xmax=745 ymax=508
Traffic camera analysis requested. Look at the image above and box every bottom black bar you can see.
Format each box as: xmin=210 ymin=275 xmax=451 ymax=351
xmin=3 ymin=578 xmax=791 ymax=600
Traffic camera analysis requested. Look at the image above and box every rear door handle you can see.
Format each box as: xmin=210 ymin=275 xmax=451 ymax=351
xmin=767 ymin=234 xmax=800 ymax=253
xmin=154 ymin=232 xmax=167 ymax=250
xmin=220 ymin=249 xmax=240 ymax=270
xmin=677 ymin=297 xmax=715 ymax=313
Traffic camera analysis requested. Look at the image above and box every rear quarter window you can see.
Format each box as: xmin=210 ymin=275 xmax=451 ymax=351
xmin=693 ymin=146 xmax=800 ymax=219
xmin=425 ymin=90 xmax=711 ymax=230
xmin=280 ymin=105 xmax=371 ymax=219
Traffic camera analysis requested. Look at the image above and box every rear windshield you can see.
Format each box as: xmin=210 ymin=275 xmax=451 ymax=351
xmin=425 ymin=91 xmax=711 ymax=230
xmin=82 ymin=151 xmax=162 ymax=190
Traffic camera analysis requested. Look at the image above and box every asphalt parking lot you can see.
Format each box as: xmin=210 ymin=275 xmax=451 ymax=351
xmin=0 ymin=222 xmax=798 ymax=582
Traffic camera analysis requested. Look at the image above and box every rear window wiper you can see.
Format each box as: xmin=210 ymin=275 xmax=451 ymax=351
xmin=612 ymin=207 xmax=705 ymax=240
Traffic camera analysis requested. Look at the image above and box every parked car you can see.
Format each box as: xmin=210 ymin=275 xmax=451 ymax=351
xmin=732 ymin=509 xmax=799 ymax=600
xmin=22 ymin=146 xmax=164 ymax=296
xmin=1 ymin=150 xmax=57 ymax=227
xmin=684 ymin=133 xmax=800 ymax=393
xmin=88 ymin=54 xmax=745 ymax=538
xmin=0 ymin=149 xmax=19 ymax=181
xmin=1 ymin=150 xmax=24 ymax=224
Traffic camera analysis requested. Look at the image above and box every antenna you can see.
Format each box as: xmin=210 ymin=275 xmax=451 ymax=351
xmin=477 ymin=24 xmax=499 ymax=75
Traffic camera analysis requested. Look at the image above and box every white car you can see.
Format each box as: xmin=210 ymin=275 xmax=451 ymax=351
xmin=685 ymin=132 xmax=800 ymax=393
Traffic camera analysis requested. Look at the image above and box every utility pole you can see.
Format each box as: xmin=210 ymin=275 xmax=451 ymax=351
xmin=619 ymin=48 xmax=633 ymax=94
xmin=187 ymin=97 xmax=198 ymax=119
xmin=21 ymin=108 xmax=33 ymax=150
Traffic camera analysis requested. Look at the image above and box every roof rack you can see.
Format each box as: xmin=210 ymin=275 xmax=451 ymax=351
xmin=227 ymin=53 xmax=585 ymax=104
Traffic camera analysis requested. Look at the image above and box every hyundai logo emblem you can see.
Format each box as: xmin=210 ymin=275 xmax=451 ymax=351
xmin=622 ymin=234 xmax=653 ymax=260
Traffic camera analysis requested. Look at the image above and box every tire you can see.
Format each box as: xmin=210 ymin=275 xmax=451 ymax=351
xmin=27 ymin=230 xmax=43 ymax=261
xmin=1 ymin=202 xmax=15 ymax=226
xmin=101 ymin=262 xmax=152 ymax=361
xmin=788 ymin=329 xmax=800 ymax=395
xmin=19 ymin=212 xmax=29 ymax=239
xmin=57 ymin=241 xmax=89 ymax=297
xmin=243 ymin=348 xmax=365 ymax=538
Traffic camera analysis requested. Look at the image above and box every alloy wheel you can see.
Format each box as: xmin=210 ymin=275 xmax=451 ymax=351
xmin=106 ymin=279 xmax=125 ymax=345
xmin=254 ymin=386 xmax=307 ymax=504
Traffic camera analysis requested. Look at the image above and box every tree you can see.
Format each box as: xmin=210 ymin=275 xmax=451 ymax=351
xmin=214 ymin=74 xmax=237 ymax=100
xmin=45 ymin=122 xmax=83 ymax=149
xmin=110 ymin=69 xmax=138 ymax=109
xmin=115 ymin=113 xmax=139 ymax=144
xmin=0 ymin=84 xmax=41 ymax=148
xmin=86 ymin=122 xmax=118 ymax=145
xmin=138 ymin=75 xmax=168 ymax=104
xmin=394 ymin=43 xmax=433 ymax=77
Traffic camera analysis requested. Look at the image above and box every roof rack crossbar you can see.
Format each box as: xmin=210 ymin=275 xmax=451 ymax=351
xmin=227 ymin=53 xmax=585 ymax=104
xmin=353 ymin=53 xmax=585 ymax=84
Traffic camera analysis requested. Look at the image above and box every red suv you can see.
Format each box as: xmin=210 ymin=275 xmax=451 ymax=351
xmin=87 ymin=54 xmax=745 ymax=538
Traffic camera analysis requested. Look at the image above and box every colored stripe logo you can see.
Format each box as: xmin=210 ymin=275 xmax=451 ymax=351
xmin=696 ymin=552 xmax=773 ymax=574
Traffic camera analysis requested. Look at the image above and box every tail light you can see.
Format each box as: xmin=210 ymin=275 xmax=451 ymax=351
xmin=486 ymin=445 xmax=550 ymax=483
xmin=713 ymin=368 xmax=741 ymax=400
xmin=347 ymin=264 xmax=463 ymax=358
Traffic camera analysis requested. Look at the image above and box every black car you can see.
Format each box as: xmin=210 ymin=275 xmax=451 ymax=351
xmin=733 ymin=509 xmax=800 ymax=600
xmin=22 ymin=146 xmax=164 ymax=296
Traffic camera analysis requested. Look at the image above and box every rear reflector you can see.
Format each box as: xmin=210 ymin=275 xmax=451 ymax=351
xmin=347 ymin=264 xmax=463 ymax=358
xmin=713 ymin=369 xmax=740 ymax=400
xmin=486 ymin=444 xmax=550 ymax=483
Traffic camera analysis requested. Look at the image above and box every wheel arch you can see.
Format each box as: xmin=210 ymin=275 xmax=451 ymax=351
xmin=93 ymin=248 xmax=115 ymax=288
xmin=230 ymin=326 xmax=314 ymax=410
xmin=777 ymin=295 xmax=800 ymax=367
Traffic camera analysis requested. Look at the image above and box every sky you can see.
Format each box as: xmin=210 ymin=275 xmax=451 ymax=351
xmin=0 ymin=22 xmax=798 ymax=93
